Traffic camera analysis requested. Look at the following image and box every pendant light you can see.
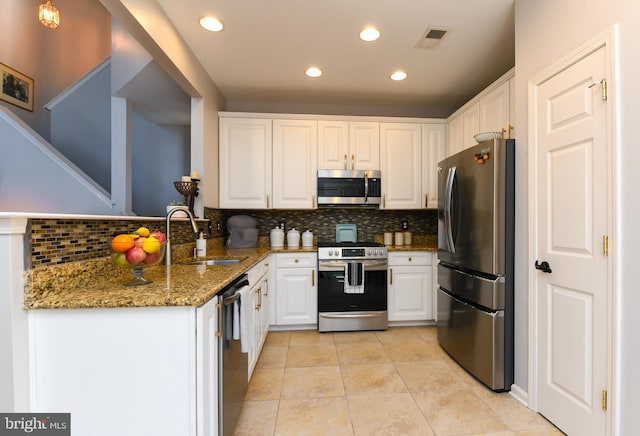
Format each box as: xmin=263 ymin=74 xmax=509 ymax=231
xmin=39 ymin=0 xmax=60 ymax=29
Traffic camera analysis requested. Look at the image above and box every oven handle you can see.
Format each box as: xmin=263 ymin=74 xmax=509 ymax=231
xmin=319 ymin=312 xmax=386 ymax=319
xmin=318 ymin=260 xmax=388 ymax=270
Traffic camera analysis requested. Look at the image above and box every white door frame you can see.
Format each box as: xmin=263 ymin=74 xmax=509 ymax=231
xmin=527 ymin=26 xmax=619 ymax=435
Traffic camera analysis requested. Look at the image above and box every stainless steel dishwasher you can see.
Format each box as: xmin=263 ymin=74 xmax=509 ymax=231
xmin=217 ymin=274 xmax=249 ymax=436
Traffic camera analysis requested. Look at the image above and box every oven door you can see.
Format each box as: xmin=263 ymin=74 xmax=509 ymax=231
xmin=317 ymin=259 xmax=387 ymax=312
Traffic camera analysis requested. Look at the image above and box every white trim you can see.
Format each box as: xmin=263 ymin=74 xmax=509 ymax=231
xmin=44 ymin=57 xmax=111 ymax=111
xmin=218 ymin=111 xmax=447 ymax=124
xmin=509 ymin=383 xmax=529 ymax=407
xmin=527 ymin=26 xmax=619 ymax=436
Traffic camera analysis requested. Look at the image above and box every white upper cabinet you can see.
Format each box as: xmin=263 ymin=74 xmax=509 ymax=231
xmin=479 ymin=80 xmax=511 ymax=138
xmin=421 ymin=124 xmax=446 ymax=209
xmin=272 ymin=119 xmax=318 ymax=209
xmin=219 ymin=117 xmax=272 ymax=208
xmin=318 ymin=121 xmax=380 ymax=170
xmin=446 ymin=69 xmax=515 ymax=157
xmin=462 ymin=101 xmax=480 ymax=150
xmin=380 ymin=123 xmax=422 ymax=209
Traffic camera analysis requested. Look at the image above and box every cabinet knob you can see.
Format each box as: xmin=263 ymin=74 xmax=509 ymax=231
xmin=408 ymin=257 xmax=412 ymax=262
xmin=295 ymin=259 xmax=299 ymax=263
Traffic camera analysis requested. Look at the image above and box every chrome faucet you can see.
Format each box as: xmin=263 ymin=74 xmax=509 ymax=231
xmin=165 ymin=207 xmax=199 ymax=265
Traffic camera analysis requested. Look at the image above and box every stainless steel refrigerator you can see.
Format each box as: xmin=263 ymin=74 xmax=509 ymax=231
xmin=436 ymin=138 xmax=514 ymax=391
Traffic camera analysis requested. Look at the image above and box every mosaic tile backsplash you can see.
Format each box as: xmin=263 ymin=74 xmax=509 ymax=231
xmin=28 ymin=207 xmax=437 ymax=267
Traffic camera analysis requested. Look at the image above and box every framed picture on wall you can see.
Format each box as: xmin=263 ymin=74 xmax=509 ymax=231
xmin=1 ymin=63 xmax=34 ymax=112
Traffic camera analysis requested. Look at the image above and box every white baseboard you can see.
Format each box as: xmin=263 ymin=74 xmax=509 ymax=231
xmin=509 ymin=383 xmax=530 ymax=408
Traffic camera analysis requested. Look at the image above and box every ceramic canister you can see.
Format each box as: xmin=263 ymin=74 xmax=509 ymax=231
xmin=384 ymin=232 xmax=393 ymax=245
xmin=302 ymin=230 xmax=314 ymax=247
xmin=270 ymin=227 xmax=284 ymax=248
xmin=287 ymin=228 xmax=300 ymax=248
xmin=395 ymin=231 xmax=404 ymax=246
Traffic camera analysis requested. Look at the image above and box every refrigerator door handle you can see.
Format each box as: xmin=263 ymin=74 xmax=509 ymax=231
xmin=444 ymin=166 xmax=457 ymax=253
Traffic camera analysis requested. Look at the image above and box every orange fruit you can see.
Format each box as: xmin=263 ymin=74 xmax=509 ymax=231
xmin=111 ymin=234 xmax=135 ymax=252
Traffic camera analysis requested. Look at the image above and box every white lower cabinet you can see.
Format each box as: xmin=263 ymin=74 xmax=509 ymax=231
xmin=247 ymin=256 xmax=271 ymax=378
xmin=275 ymin=252 xmax=317 ymax=326
xmin=28 ymin=304 xmax=216 ymax=436
xmin=387 ymin=252 xmax=434 ymax=322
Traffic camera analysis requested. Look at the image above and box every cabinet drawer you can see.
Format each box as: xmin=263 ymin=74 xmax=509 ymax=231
xmin=388 ymin=252 xmax=431 ymax=266
xmin=276 ymin=253 xmax=317 ymax=268
xmin=247 ymin=256 xmax=270 ymax=285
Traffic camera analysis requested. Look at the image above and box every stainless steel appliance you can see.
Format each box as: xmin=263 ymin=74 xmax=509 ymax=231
xmin=318 ymin=242 xmax=388 ymax=332
xmin=217 ymin=275 xmax=250 ymax=435
xmin=317 ymin=169 xmax=381 ymax=207
xmin=436 ymin=138 xmax=515 ymax=391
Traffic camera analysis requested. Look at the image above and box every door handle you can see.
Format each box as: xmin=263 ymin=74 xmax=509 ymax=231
xmin=534 ymin=260 xmax=552 ymax=273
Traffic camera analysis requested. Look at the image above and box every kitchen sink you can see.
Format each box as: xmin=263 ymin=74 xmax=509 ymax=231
xmin=183 ymin=257 xmax=247 ymax=266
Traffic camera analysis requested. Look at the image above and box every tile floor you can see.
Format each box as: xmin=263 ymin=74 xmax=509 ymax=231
xmin=234 ymin=326 xmax=564 ymax=436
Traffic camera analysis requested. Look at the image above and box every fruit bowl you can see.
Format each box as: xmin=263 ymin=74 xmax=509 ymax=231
xmin=110 ymin=228 xmax=167 ymax=286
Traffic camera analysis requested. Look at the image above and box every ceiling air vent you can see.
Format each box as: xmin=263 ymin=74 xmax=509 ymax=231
xmin=415 ymin=27 xmax=450 ymax=49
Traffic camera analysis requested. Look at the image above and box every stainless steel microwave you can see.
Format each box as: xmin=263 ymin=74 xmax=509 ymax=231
xmin=317 ymin=169 xmax=381 ymax=207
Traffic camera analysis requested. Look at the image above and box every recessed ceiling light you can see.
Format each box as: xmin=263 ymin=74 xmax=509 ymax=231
xmin=359 ymin=27 xmax=380 ymax=42
xmin=305 ymin=67 xmax=323 ymax=78
xmin=390 ymin=71 xmax=408 ymax=81
xmin=199 ymin=16 xmax=223 ymax=32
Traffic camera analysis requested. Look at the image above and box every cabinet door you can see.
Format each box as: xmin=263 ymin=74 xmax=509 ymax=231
xmin=447 ymin=114 xmax=464 ymax=157
xmin=479 ymin=80 xmax=510 ymax=137
xmin=197 ymin=298 xmax=218 ymax=436
xmin=275 ymin=267 xmax=317 ymax=325
xmin=388 ymin=265 xmax=432 ymax=321
xmin=349 ymin=121 xmax=380 ymax=170
xmin=380 ymin=123 xmax=422 ymax=209
xmin=421 ymin=124 xmax=446 ymax=209
xmin=318 ymin=120 xmax=349 ymax=169
xmin=462 ymin=102 xmax=480 ymax=150
xmin=219 ymin=117 xmax=272 ymax=208
xmin=272 ymin=119 xmax=318 ymax=209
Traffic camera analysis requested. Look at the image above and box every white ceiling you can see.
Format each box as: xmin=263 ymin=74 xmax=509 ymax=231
xmin=155 ymin=0 xmax=515 ymax=118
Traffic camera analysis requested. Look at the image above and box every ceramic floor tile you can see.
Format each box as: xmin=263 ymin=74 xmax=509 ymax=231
xmin=245 ymin=367 xmax=284 ymax=401
xmin=382 ymin=340 xmax=448 ymax=362
xmin=341 ymin=363 xmax=407 ymax=395
xmin=474 ymin=387 xmax=558 ymax=431
xmin=265 ymin=331 xmax=291 ymax=346
xmin=375 ymin=327 xmax=425 ymax=344
xmin=256 ymin=345 xmax=288 ymax=369
xmin=335 ymin=342 xmax=390 ymax=364
xmin=411 ymin=325 xmax=438 ymax=342
xmin=348 ymin=393 xmax=434 ymax=436
xmin=281 ymin=366 xmax=345 ymax=399
xmin=444 ymin=358 xmax=488 ymax=389
xmin=285 ymin=343 xmax=339 ymax=367
xmin=514 ymin=429 xmax=566 ymax=435
xmin=413 ymin=388 xmax=509 ymax=435
xmin=233 ymin=400 xmax=279 ymax=436
xmin=333 ymin=331 xmax=380 ymax=344
xmin=275 ymin=397 xmax=354 ymax=436
xmin=395 ymin=360 xmax=467 ymax=392
xmin=289 ymin=330 xmax=335 ymax=345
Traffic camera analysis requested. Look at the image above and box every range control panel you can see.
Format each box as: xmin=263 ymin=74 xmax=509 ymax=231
xmin=318 ymin=246 xmax=386 ymax=260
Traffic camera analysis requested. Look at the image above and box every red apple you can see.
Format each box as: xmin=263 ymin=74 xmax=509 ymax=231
xmin=134 ymin=236 xmax=147 ymax=248
xmin=125 ymin=246 xmax=147 ymax=265
xmin=150 ymin=231 xmax=166 ymax=242
xmin=143 ymin=250 xmax=163 ymax=265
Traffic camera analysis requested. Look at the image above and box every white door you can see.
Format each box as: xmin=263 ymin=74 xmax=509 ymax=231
xmin=532 ymin=45 xmax=609 ymax=436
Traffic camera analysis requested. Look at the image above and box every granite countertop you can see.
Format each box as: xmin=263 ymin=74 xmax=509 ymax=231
xmin=24 ymin=236 xmax=437 ymax=310
xmin=24 ymin=247 xmax=271 ymax=310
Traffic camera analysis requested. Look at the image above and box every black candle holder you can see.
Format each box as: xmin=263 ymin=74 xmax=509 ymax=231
xmin=173 ymin=179 xmax=199 ymax=218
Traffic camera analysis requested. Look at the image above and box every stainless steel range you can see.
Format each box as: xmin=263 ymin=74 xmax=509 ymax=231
xmin=317 ymin=242 xmax=388 ymax=332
